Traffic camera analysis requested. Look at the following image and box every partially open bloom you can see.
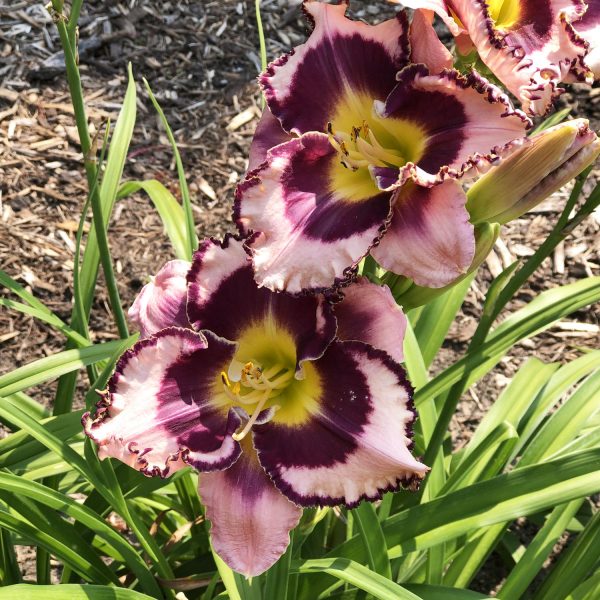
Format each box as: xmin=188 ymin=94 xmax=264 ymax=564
xmin=397 ymin=0 xmax=592 ymax=115
xmin=128 ymin=259 xmax=190 ymax=338
xmin=83 ymin=236 xmax=427 ymax=576
xmin=236 ymin=0 xmax=530 ymax=294
xmin=467 ymin=118 xmax=600 ymax=224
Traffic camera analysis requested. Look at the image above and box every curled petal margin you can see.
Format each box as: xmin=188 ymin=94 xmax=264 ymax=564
xmin=83 ymin=328 xmax=241 ymax=477
xmin=235 ymin=133 xmax=394 ymax=294
xmin=373 ymin=65 xmax=531 ymax=191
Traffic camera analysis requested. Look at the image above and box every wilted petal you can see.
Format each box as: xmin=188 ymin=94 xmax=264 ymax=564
xmin=410 ymin=9 xmax=454 ymax=72
xmin=335 ymin=277 xmax=407 ymax=364
xmin=468 ymin=118 xmax=600 ymax=224
xmin=128 ymin=260 xmax=190 ymax=337
xmin=187 ymin=235 xmax=336 ymax=366
xmin=450 ymin=0 xmax=590 ymax=115
xmin=199 ymin=441 xmax=302 ymax=577
xmin=261 ymin=0 xmax=409 ymax=134
xmin=374 ymin=65 xmax=530 ymax=189
xmin=236 ymin=133 xmax=393 ymax=293
xmin=372 ymin=180 xmax=475 ymax=288
xmin=254 ymin=341 xmax=427 ymax=507
xmin=83 ymin=328 xmax=242 ymax=476
xmin=248 ymin=108 xmax=293 ymax=171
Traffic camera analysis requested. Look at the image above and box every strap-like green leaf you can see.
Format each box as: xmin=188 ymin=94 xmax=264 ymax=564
xmin=462 ymin=357 xmax=558 ymax=459
xmin=415 ymin=277 xmax=600 ymax=408
xmin=403 ymin=584 xmax=493 ymax=599
xmin=519 ymin=369 xmax=600 ymax=467
xmin=79 ymin=65 xmax=137 ymax=318
xmin=0 ymin=298 xmax=89 ymax=347
xmin=143 ymin=79 xmax=198 ymax=257
xmin=292 ymin=558 xmax=422 ymax=600
xmin=0 ymin=473 xmax=161 ymax=596
xmin=118 ymin=180 xmax=191 ymax=260
xmin=535 ymin=509 xmax=600 ymax=600
xmin=353 ymin=502 xmax=391 ymax=578
xmin=0 ymin=338 xmax=135 ymax=397
xmin=0 ymin=585 xmax=156 ymax=599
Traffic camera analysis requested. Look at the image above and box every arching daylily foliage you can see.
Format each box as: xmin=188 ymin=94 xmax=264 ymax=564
xmin=397 ymin=0 xmax=597 ymax=116
xmin=235 ymin=0 xmax=531 ymax=294
xmin=83 ymin=236 xmax=427 ymax=576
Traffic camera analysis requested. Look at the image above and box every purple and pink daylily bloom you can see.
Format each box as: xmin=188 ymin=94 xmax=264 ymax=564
xmin=234 ymin=0 xmax=531 ymax=294
xmin=83 ymin=236 xmax=427 ymax=576
xmin=398 ymin=0 xmax=596 ymax=116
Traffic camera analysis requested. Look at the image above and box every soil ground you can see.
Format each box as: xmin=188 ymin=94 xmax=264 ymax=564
xmin=0 ymin=0 xmax=599 ymax=594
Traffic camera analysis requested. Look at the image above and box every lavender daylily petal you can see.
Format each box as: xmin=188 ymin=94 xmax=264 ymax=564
xmin=236 ymin=133 xmax=393 ymax=293
xmin=260 ymin=0 xmax=409 ymax=134
xmin=200 ymin=441 xmax=302 ymax=577
xmin=376 ymin=66 xmax=530 ymax=189
xmin=187 ymin=236 xmax=337 ymax=366
xmin=254 ymin=341 xmax=427 ymax=507
xmin=83 ymin=328 xmax=241 ymax=476
xmin=128 ymin=260 xmax=190 ymax=337
xmin=372 ymin=180 xmax=475 ymax=288
xmin=248 ymin=108 xmax=293 ymax=171
xmin=335 ymin=277 xmax=407 ymax=364
xmin=409 ymin=9 xmax=454 ymax=72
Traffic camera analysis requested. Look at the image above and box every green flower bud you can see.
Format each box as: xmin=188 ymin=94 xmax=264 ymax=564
xmin=467 ymin=119 xmax=600 ymax=225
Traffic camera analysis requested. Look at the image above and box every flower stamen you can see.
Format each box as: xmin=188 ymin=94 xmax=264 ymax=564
xmin=232 ymin=389 xmax=271 ymax=441
xmin=221 ymin=361 xmax=294 ymax=440
xmin=327 ymin=121 xmax=406 ymax=171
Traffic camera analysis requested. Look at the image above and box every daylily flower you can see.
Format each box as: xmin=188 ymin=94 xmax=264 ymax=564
xmin=467 ymin=118 xmax=600 ymax=224
xmin=235 ymin=0 xmax=530 ymax=294
xmin=396 ymin=0 xmax=592 ymax=115
xmin=83 ymin=236 xmax=427 ymax=576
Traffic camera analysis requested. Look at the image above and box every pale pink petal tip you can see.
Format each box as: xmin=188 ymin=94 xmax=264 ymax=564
xmin=200 ymin=445 xmax=302 ymax=577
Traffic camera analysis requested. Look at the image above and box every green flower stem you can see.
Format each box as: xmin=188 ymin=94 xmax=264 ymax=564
xmin=422 ymin=169 xmax=598 ymax=470
xmin=255 ymin=0 xmax=267 ymax=109
xmin=50 ymin=3 xmax=129 ymax=341
xmin=255 ymin=0 xmax=267 ymax=72
xmin=67 ymin=0 xmax=83 ymax=48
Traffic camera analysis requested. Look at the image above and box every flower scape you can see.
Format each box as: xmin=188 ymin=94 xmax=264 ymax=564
xmin=82 ymin=0 xmax=600 ymax=580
